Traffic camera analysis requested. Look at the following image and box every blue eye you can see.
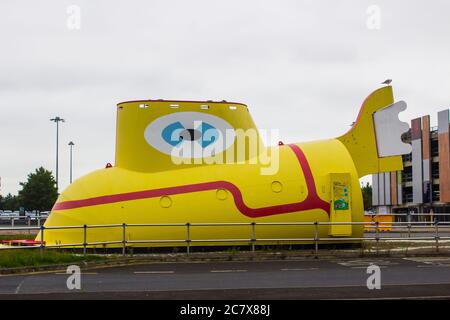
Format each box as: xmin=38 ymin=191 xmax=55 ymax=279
xmin=161 ymin=121 xmax=219 ymax=148
xmin=145 ymin=112 xmax=236 ymax=159
xmin=200 ymin=122 xmax=218 ymax=148
xmin=161 ymin=121 xmax=184 ymax=146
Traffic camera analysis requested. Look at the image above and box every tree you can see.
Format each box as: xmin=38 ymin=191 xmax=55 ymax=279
xmin=0 ymin=193 xmax=20 ymax=211
xmin=361 ymin=182 xmax=372 ymax=211
xmin=18 ymin=167 xmax=58 ymax=211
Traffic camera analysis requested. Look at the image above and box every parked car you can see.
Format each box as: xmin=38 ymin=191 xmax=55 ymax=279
xmin=40 ymin=211 xmax=50 ymax=218
xmin=1 ymin=210 xmax=13 ymax=217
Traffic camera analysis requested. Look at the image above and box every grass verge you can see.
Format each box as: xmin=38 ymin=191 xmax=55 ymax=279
xmin=0 ymin=250 xmax=104 ymax=269
xmin=0 ymin=234 xmax=37 ymax=241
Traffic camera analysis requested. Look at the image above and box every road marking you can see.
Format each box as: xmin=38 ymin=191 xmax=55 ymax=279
xmin=14 ymin=279 xmax=26 ymax=294
xmin=350 ymin=266 xmax=388 ymax=269
xmin=405 ymin=257 xmax=450 ymax=263
xmin=404 ymin=257 xmax=450 ymax=267
xmin=54 ymin=272 xmax=98 ymax=275
xmin=334 ymin=260 xmax=397 ymax=267
xmin=210 ymin=270 xmax=247 ymax=273
xmin=416 ymin=265 xmax=450 ymax=268
xmin=281 ymin=268 xmax=318 ymax=271
xmin=134 ymin=271 xmax=175 ymax=274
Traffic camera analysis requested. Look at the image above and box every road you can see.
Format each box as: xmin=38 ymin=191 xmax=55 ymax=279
xmin=1 ymin=256 xmax=450 ymax=299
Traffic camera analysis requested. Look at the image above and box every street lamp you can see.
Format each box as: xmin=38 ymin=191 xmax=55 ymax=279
xmin=68 ymin=141 xmax=75 ymax=184
xmin=50 ymin=116 xmax=65 ymax=191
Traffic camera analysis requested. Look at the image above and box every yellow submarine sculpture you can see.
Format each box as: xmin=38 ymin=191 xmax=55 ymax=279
xmin=39 ymin=86 xmax=411 ymax=247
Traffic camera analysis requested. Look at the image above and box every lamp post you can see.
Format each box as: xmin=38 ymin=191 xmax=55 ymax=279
xmin=68 ymin=141 xmax=75 ymax=184
xmin=50 ymin=117 xmax=65 ymax=191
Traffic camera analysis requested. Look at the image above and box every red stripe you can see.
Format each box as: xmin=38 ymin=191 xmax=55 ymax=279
xmin=53 ymin=144 xmax=330 ymax=217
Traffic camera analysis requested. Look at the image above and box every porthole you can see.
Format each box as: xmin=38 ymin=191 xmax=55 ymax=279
xmin=216 ymin=189 xmax=228 ymax=200
xmin=271 ymin=181 xmax=283 ymax=193
xmin=160 ymin=196 xmax=173 ymax=208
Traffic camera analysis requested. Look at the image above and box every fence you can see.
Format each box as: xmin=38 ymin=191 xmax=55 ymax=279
xmin=388 ymin=213 xmax=450 ymax=223
xmin=0 ymin=216 xmax=47 ymax=228
xmin=1 ymin=216 xmax=450 ymax=256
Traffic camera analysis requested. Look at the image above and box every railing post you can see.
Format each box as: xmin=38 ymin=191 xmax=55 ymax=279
xmin=186 ymin=222 xmax=191 ymax=255
xmin=375 ymin=221 xmax=379 ymax=255
xmin=407 ymin=213 xmax=411 ymax=238
xmin=314 ymin=221 xmax=319 ymax=258
xmin=83 ymin=224 xmax=87 ymax=257
xmin=434 ymin=219 xmax=439 ymax=253
xmin=37 ymin=217 xmax=41 ymax=228
xmin=251 ymin=222 xmax=256 ymax=252
xmin=122 ymin=223 xmax=127 ymax=256
xmin=40 ymin=225 xmax=45 ymax=257
xmin=11 ymin=217 xmax=14 ymax=228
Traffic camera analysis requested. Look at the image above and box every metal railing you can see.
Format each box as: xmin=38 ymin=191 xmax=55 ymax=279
xmin=0 ymin=216 xmax=47 ymax=228
xmin=1 ymin=218 xmax=450 ymax=257
xmin=377 ymin=213 xmax=450 ymax=223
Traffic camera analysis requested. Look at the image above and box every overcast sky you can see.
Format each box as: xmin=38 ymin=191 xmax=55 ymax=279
xmin=1 ymin=0 xmax=449 ymax=196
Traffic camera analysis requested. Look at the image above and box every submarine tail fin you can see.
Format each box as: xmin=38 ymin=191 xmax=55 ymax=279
xmin=338 ymin=86 xmax=412 ymax=178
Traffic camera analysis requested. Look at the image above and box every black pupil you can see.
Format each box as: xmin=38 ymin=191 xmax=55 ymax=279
xmin=180 ymin=129 xmax=200 ymax=141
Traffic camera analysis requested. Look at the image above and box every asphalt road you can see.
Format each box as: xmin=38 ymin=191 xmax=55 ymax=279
xmin=1 ymin=256 xmax=450 ymax=299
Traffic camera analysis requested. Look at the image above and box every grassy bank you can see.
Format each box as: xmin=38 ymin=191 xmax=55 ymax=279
xmin=0 ymin=234 xmax=37 ymax=241
xmin=0 ymin=250 xmax=104 ymax=269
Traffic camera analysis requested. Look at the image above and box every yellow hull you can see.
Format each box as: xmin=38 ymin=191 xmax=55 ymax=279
xmin=39 ymin=86 xmax=407 ymax=247
xmin=42 ymin=139 xmax=363 ymax=247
